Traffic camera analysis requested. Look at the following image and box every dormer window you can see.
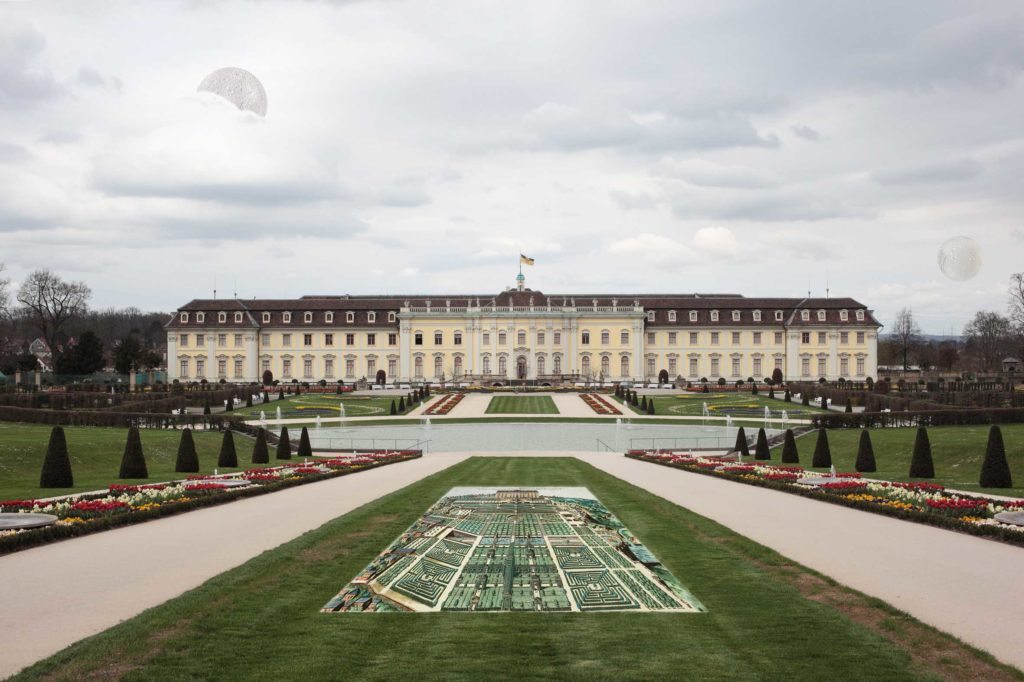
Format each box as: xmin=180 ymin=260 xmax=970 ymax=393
xmin=218 ymin=312 xmax=226 ymax=323
xmin=647 ymin=311 xmax=655 ymax=322
xmin=388 ymin=312 xmax=397 ymax=322
xmin=368 ymin=312 xmax=376 ymax=323
xmin=801 ymin=310 xmax=810 ymax=321
xmin=262 ymin=312 xmax=271 ymax=323
xmin=817 ymin=310 xmax=826 ymax=322
xmin=235 ymin=312 xmax=243 ymax=323
xmin=304 ymin=312 xmax=313 ymax=323
xmin=689 ymin=311 xmax=698 ymax=322
xmin=710 ymin=310 xmax=719 ymax=322
xmin=856 ymin=310 xmax=865 ymax=321
xmin=283 ymin=312 xmax=292 ymax=323
xmin=731 ymin=311 xmax=741 ymax=322
xmin=668 ymin=310 xmax=676 ymax=322
xmin=753 ymin=310 xmax=761 ymax=322
xmin=775 ymin=310 xmax=784 ymax=321
xmin=325 ymin=312 xmax=334 ymax=323
xmin=196 ymin=312 xmax=205 ymax=323
xmin=180 ymin=312 xmax=189 ymax=323
xmin=346 ymin=311 xmax=355 ymax=323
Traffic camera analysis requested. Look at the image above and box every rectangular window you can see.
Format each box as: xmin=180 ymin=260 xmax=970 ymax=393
xmin=857 ymin=357 xmax=865 ymax=375
xmin=732 ymin=332 xmax=740 ymax=345
xmin=689 ymin=332 xmax=698 ymax=345
xmin=180 ymin=334 xmax=189 ymax=347
xmin=196 ymin=359 xmax=205 ymax=377
xmin=620 ymin=331 xmax=629 ymax=344
xmin=840 ymin=357 xmax=849 ymax=376
xmin=840 ymin=332 xmax=849 ymax=344
xmin=325 ymin=358 xmax=334 ymax=377
xmin=647 ymin=357 xmax=655 ymax=376
xmin=731 ymin=358 xmax=740 ymax=376
xmin=710 ymin=311 xmax=719 ymax=322
xmin=775 ymin=332 xmax=783 ymax=344
xmin=346 ymin=359 xmax=355 ymax=377
xmin=180 ymin=359 xmax=189 ymax=377
xmin=710 ymin=358 xmax=720 ymax=376
xmin=454 ymin=332 xmax=462 ymax=345
xmin=261 ymin=358 xmax=270 ymax=372
xmin=668 ymin=332 xmax=676 ymax=344
xmin=818 ymin=332 xmax=826 ymax=344
xmin=857 ymin=332 xmax=865 ymax=344
xmin=196 ymin=334 xmax=204 ymax=346
xmin=668 ymin=357 xmax=677 ymax=374
xmin=581 ymin=332 xmax=590 ymax=345
xmin=282 ymin=334 xmax=291 ymax=347
xmin=647 ymin=311 xmax=655 ymax=322
xmin=304 ymin=359 xmax=313 ymax=378
xmin=753 ymin=311 xmax=761 ymax=322
xmin=483 ymin=332 xmax=490 ymax=345
xmin=434 ymin=332 xmax=443 ymax=345
xmin=753 ymin=332 xmax=761 ymax=345
xmin=553 ymin=331 xmax=561 ymax=345
xmin=283 ymin=312 xmax=291 ymax=323
xmin=818 ymin=357 xmax=827 ymax=376
xmin=753 ymin=357 xmax=762 ymax=376
xmin=775 ymin=357 xmax=784 ymax=370
xmin=775 ymin=311 xmax=784 ymax=321
xmin=218 ymin=334 xmax=227 ymax=347
xmin=234 ymin=359 xmax=244 ymax=378
xmin=802 ymin=332 xmax=810 ymax=344
xmin=218 ymin=359 xmax=226 ymax=377
xmin=325 ymin=333 xmax=334 ymax=346
xmin=647 ymin=332 xmax=655 ymax=345
xmin=367 ymin=358 xmax=376 ymax=375
xmin=346 ymin=333 xmax=355 ymax=345
xmin=732 ymin=311 xmax=741 ymax=321
xmin=689 ymin=311 xmax=698 ymax=322
xmin=304 ymin=334 xmax=313 ymax=347
xmin=601 ymin=331 xmax=610 ymax=345
xmin=537 ymin=331 xmax=545 ymax=345
xmin=689 ymin=357 xmax=698 ymax=376
xmin=498 ymin=332 xmax=506 ymax=345
xmin=367 ymin=333 xmax=375 ymax=346
xmin=234 ymin=334 xmax=242 ymax=347
xmin=261 ymin=334 xmax=270 ymax=346
xmin=801 ymin=358 xmax=810 ymax=376
xmin=389 ymin=333 xmax=397 ymax=346
xmin=414 ymin=332 xmax=423 ymax=346
xmin=388 ymin=359 xmax=397 ymax=376
xmin=283 ymin=359 xmax=291 ymax=377
xmin=710 ymin=332 xmax=719 ymax=345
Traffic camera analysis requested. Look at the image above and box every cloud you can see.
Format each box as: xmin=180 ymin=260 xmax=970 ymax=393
xmin=607 ymin=233 xmax=697 ymax=268
xmin=790 ymin=124 xmax=822 ymax=141
xmin=872 ymin=158 xmax=983 ymax=186
xmin=609 ymin=190 xmax=658 ymax=210
xmin=693 ymin=226 xmax=738 ymax=255
xmin=657 ymin=159 xmax=780 ymax=189
xmin=0 ymin=19 xmax=61 ymax=105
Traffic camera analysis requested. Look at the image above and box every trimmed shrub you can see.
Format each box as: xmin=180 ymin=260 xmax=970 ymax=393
xmin=297 ymin=427 xmax=313 ymax=459
xmin=119 ymin=427 xmax=149 ymax=479
xmin=245 ymin=395 xmax=253 ymax=408
xmin=811 ymin=429 xmax=832 ymax=468
xmin=225 ymin=399 xmax=233 ymax=412
xmin=980 ymin=425 xmax=1013 ymax=488
xmin=217 ymin=430 xmax=238 ymax=468
xmin=734 ymin=426 xmax=750 ymax=458
xmin=751 ymin=383 xmax=759 ymax=395
xmin=784 ymin=389 xmax=792 ymax=403
xmin=801 ymin=393 xmax=810 ymax=407
xmin=768 ymin=387 xmax=775 ymax=399
xmin=909 ymin=426 xmax=934 ymax=478
xmin=390 ymin=400 xmax=397 ymax=416
xmin=40 ymin=426 xmax=74 ymax=488
xmin=781 ymin=429 xmax=799 ymax=463
xmin=252 ymin=428 xmax=269 ymax=464
xmin=203 ymin=401 xmax=211 ymax=416
xmin=398 ymin=396 xmax=406 ymax=412
xmin=640 ymin=396 xmax=648 ymax=411
xmin=646 ymin=401 xmax=654 ymax=415
xmin=855 ymin=430 xmax=876 ymax=473
xmin=276 ymin=426 xmax=292 ymax=460
xmin=174 ymin=428 xmax=200 ymax=473
xmin=755 ymin=428 xmax=770 ymax=460
xmin=845 ymin=398 xmax=853 ymax=413
xmin=263 ymin=392 xmax=269 ymax=403
xmin=278 ymin=389 xmax=285 ymax=400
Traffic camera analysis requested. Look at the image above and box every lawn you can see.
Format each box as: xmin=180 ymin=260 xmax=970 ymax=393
xmin=789 ymin=424 xmax=1024 ymax=496
xmin=232 ymin=394 xmax=413 ymax=419
xmin=13 ymin=457 xmax=1018 ymax=681
xmin=0 ymin=423 xmax=272 ymax=501
xmin=485 ymin=395 xmax=559 ymax=414
xmin=619 ymin=393 xmax=830 ymax=418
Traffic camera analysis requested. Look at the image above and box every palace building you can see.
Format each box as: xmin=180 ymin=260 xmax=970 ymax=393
xmin=165 ymin=275 xmax=880 ymax=386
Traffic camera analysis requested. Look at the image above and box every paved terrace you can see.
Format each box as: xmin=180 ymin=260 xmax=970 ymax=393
xmin=3 ymin=451 xmax=1020 ymax=676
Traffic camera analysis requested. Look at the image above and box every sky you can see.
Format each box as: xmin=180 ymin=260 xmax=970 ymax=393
xmin=1 ymin=0 xmax=1023 ymax=334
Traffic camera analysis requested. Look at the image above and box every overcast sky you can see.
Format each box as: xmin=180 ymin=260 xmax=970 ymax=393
xmin=2 ymin=1 xmax=1023 ymax=333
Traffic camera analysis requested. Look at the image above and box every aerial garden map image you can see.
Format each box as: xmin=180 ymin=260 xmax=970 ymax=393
xmin=322 ymin=487 xmax=705 ymax=613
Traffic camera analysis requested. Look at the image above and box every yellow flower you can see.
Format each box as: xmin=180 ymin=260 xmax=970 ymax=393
xmin=58 ymin=517 xmax=87 ymax=525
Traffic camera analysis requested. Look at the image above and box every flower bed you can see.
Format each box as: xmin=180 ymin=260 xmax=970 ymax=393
xmin=424 ymin=392 xmax=465 ymax=416
xmin=0 ymin=450 xmax=421 ymax=555
xmin=581 ymin=393 xmax=621 ymax=415
xmin=625 ymin=450 xmax=1024 ymax=547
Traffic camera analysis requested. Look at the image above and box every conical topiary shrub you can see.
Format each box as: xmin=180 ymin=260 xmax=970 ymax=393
xmin=390 ymin=399 xmax=397 ymax=415
xmin=646 ymin=401 xmax=654 ymax=415
xmin=297 ymin=427 xmax=313 ymax=459
xmin=755 ymin=428 xmax=770 ymax=460
xmin=845 ymin=398 xmax=853 ymax=413
xmin=252 ymin=428 xmax=270 ymax=464
xmin=781 ymin=429 xmax=799 ymax=463
xmin=398 ymin=396 xmax=406 ymax=412
xmin=734 ymin=426 xmax=750 ymax=458
xmin=802 ymin=393 xmax=810 ymax=407
xmin=980 ymin=424 xmax=1013 ymax=488
xmin=225 ymin=398 xmax=233 ymax=412
xmin=174 ymin=428 xmax=200 ymax=473
xmin=218 ymin=430 xmax=238 ymax=468
xmin=855 ymin=429 xmax=876 ymax=473
xmin=119 ymin=426 xmax=148 ymax=479
xmin=245 ymin=394 xmax=253 ymax=408
xmin=203 ymin=401 xmax=211 ymax=416
xmin=640 ymin=396 xmax=648 ymax=411
xmin=276 ymin=426 xmax=292 ymax=460
xmin=784 ymin=389 xmax=791 ymax=402
xmin=768 ymin=387 xmax=775 ymax=399
xmin=811 ymin=429 xmax=832 ymax=468
xmin=909 ymin=426 xmax=934 ymax=478
xmin=40 ymin=426 xmax=74 ymax=488
xmin=278 ymin=389 xmax=284 ymax=400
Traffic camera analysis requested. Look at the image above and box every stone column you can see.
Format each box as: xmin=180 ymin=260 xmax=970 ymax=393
xmin=166 ymin=333 xmax=177 ymax=381
xmin=399 ymin=319 xmax=411 ymax=382
xmin=246 ymin=333 xmax=258 ymax=382
xmin=632 ymin=319 xmax=644 ymax=381
xmin=828 ymin=331 xmax=840 ymax=380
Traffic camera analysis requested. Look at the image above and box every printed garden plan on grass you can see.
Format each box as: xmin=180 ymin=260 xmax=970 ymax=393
xmin=322 ymin=486 xmax=705 ymax=613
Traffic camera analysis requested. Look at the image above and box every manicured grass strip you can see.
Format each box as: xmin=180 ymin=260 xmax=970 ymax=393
xmin=14 ymin=458 xmax=1020 ymax=681
xmin=233 ymin=395 xmax=411 ymax=419
xmin=0 ymin=424 xmax=266 ymax=501
xmin=791 ymin=425 xmax=1024 ymax=496
xmin=619 ymin=393 xmax=830 ymax=417
xmin=485 ymin=395 xmax=559 ymax=414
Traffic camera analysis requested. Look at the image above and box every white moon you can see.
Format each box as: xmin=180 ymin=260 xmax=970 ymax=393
xmin=937 ymin=236 xmax=982 ymax=281
xmin=197 ymin=67 xmax=267 ymax=116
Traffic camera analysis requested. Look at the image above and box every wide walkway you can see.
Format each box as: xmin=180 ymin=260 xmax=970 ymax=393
xmin=578 ymin=454 xmax=1024 ymax=671
xmin=0 ymin=453 xmax=470 ymax=679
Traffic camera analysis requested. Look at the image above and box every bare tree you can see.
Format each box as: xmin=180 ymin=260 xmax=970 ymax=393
xmin=16 ymin=270 xmax=91 ymax=368
xmin=891 ymin=307 xmax=921 ymax=371
xmin=937 ymin=341 xmax=961 ymax=373
xmin=1010 ymin=272 xmax=1024 ymax=328
xmin=963 ymin=311 xmax=1011 ymax=372
xmin=0 ymin=264 xmax=9 ymax=317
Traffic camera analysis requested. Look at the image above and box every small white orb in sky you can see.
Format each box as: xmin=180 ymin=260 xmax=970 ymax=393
xmin=937 ymin=236 xmax=982 ymax=281
xmin=197 ymin=67 xmax=267 ymax=116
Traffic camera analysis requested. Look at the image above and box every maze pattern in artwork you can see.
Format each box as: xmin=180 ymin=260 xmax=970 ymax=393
xmin=392 ymin=559 xmax=458 ymax=606
xmin=565 ymin=570 xmax=639 ymax=611
xmin=553 ymin=545 xmax=605 ymax=570
xmin=425 ymin=539 xmax=473 ymax=567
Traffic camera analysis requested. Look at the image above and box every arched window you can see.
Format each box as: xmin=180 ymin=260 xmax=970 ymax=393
xmin=454 ymin=356 xmax=463 ymax=376
xmin=434 ymin=356 xmax=443 ymax=377
xmin=553 ymin=355 xmax=561 ymax=373
xmin=621 ymin=356 xmax=630 ymax=377
xmin=601 ymin=356 xmax=610 ymax=375
xmin=498 ymin=356 xmax=507 ymax=375
xmin=581 ymin=356 xmax=591 ymax=376
xmin=414 ymin=356 xmax=423 ymax=378
xmin=483 ymin=356 xmax=491 ymax=374
xmin=537 ymin=355 xmax=545 ymax=375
